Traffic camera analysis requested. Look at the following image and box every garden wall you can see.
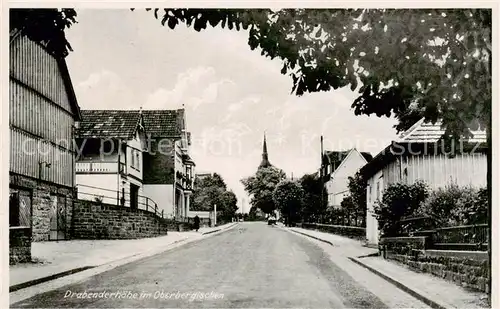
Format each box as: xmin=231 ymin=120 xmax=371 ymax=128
xmin=301 ymin=223 xmax=366 ymax=240
xmin=72 ymin=199 xmax=169 ymax=239
xmin=381 ymin=237 xmax=489 ymax=293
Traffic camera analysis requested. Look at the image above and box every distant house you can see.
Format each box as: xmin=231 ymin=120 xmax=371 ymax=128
xmin=195 ymin=173 xmax=213 ymax=181
xmin=361 ymin=118 xmax=488 ymax=246
xmin=141 ymin=109 xmax=195 ymax=221
xmin=321 ymin=149 xmax=373 ymax=209
xmin=9 ymin=25 xmax=81 ymax=264
xmin=75 ymin=110 xmax=152 ymax=210
xmin=187 ymin=211 xmax=214 ymax=227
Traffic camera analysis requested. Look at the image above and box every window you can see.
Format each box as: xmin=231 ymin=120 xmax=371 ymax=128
xmin=376 ymin=182 xmax=380 ymax=200
xmin=131 ymin=150 xmax=135 ymax=167
xmin=135 ymin=152 xmax=140 ymax=169
xmin=9 ymin=188 xmax=31 ymax=228
xmin=368 ymin=185 xmax=371 ymax=203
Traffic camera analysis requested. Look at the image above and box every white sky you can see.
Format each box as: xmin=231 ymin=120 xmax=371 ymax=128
xmin=65 ymin=9 xmax=400 ymax=213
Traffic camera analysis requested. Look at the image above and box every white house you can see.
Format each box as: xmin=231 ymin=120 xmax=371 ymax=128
xmin=361 ymin=118 xmax=487 ymax=246
xmin=75 ymin=110 xmax=153 ymax=210
xmin=322 ymin=148 xmax=373 ymax=208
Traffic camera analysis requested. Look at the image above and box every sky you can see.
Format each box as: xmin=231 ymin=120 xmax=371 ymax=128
xmin=65 ymin=9 xmax=400 ymax=213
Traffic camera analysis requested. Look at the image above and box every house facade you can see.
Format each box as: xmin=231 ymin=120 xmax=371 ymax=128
xmin=9 ymin=28 xmax=81 ymax=264
xmin=75 ymin=110 xmax=152 ymax=210
xmin=322 ymin=149 xmax=373 ymax=209
xmin=361 ymin=118 xmax=488 ymax=246
xmin=141 ymin=109 xmax=195 ymax=221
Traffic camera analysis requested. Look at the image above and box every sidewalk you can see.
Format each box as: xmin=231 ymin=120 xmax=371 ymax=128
xmin=10 ymin=222 xmax=237 ymax=292
xmin=287 ymin=227 xmax=489 ymax=309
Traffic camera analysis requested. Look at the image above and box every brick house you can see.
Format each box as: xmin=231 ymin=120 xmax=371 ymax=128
xmin=361 ymin=118 xmax=487 ymax=246
xmin=141 ymin=109 xmax=195 ymax=221
xmin=9 ymin=28 xmax=81 ymax=263
xmin=75 ymin=110 xmax=156 ymax=210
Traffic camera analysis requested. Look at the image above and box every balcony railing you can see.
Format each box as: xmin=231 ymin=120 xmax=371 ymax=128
xmin=76 ymin=162 xmax=125 ymax=174
xmin=175 ymin=171 xmax=193 ymax=191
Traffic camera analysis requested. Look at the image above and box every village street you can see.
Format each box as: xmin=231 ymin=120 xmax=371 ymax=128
xmin=11 ymin=223 xmax=430 ymax=309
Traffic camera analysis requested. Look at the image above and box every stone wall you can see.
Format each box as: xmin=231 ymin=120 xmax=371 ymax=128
xmin=381 ymin=237 xmax=489 ymax=293
xmin=9 ymin=228 xmax=31 ymax=264
xmin=72 ymin=199 xmax=169 ymax=239
xmin=10 ymin=174 xmax=74 ymax=242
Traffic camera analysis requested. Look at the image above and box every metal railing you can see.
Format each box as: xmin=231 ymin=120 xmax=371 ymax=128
xmin=432 ymin=224 xmax=489 ymax=251
xmin=75 ymin=184 xmax=164 ymax=219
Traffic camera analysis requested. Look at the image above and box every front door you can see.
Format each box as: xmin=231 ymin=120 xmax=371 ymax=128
xmin=130 ymin=184 xmax=139 ymax=210
xmin=49 ymin=195 xmax=67 ymax=240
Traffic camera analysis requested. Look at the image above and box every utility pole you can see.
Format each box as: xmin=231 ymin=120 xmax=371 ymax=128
xmin=320 ymin=135 xmax=324 ymax=223
xmin=214 ymin=203 xmax=217 ymax=227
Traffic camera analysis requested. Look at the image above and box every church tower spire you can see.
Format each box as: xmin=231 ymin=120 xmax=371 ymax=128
xmin=259 ymin=132 xmax=271 ymax=168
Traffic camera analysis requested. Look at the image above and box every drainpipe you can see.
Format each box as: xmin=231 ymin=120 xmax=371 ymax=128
xmin=117 ymin=139 xmax=120 ymax=206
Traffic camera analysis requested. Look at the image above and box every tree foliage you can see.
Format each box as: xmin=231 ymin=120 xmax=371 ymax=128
xmin=190 ymin=173 xmax=237 ymax=220
xmin=10 ymin=8 xmax=77 ymax=57
xmin=141 ymin=8 xmax=491 ymax=136
xmin=341 ymin=171 xmax=368 ymax=226
xmin=273 ymin=179 xmax=304 ymax=226
xmin=32 ymin=8 xmax=491 ymax=136
xmin=241 ymin=166 xmax=286 ymax=214
xmin=299 ymin=173 xmax=327 ymax=222
xmin=374 ymin=181 xmax=429 ymax=236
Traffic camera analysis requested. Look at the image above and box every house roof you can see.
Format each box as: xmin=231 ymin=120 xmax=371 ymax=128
xmin=141 ymin=109 xmax=183 ymax=138
xmin=323 ymin=149 xmax=373 ymax=173
xmin=77 ymin=109 xmax=185 ymax=140
xmin=398 ymin=118 xmax=487 ymax=143
xmin=77 ymin=110 xmax=142 ymax=139
xmin=360 ymin=118 xmax=488 ymax=180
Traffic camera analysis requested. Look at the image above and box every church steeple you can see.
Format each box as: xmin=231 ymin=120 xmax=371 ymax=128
xmin=259 ymin=132 xmax=271 ymax=168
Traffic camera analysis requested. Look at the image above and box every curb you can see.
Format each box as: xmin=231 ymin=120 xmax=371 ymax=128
xmin=348 ymin=256 xmax=450 ymax=309
xmin=202 ymin=222 xmax=238 ymax=235
xmin=287 ymin=228 xmax=335 ymax=246
xmin=9 ymin=266 xmax=95 ymax=293
xmin=10 ymin=223 xmax=238 ymax=294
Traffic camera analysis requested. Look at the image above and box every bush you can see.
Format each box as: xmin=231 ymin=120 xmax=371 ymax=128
xmin=374 ymin=181 xmax=429 ymax=237
xmin=419 ymin=184 xmax=488 ymax=226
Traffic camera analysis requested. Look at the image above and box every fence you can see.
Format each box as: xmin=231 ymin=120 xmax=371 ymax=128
xmin=388 ymin=216 xmax=489 ymax=251
xmin=302 ymin=222 xmax=366 ymax=240
xmin=75 ymin=184 xmax=164 ymax=219
xmin=431 ymin=224 xmax=489 ymax=251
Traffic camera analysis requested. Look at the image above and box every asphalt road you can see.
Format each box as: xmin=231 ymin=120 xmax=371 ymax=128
xmin=11 ymin=222 xmax=429 ymax=308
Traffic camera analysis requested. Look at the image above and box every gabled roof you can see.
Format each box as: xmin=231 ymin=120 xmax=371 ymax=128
xmin=323 ymin=149 xmax=372 ymax=174
xmin=77 ymin=109 xmax=185 ymax=140
xmin=77 ymin=110 xmax=142 ymax=139
xmin=141 ymin=109 xmax=183 ymax=138
xmin=360 ymin=118 xmax=488 ymax=180
xmin=398 ymin=118 xmax=487 ymax=143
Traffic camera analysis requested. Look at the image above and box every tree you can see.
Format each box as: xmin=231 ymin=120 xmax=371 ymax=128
xmin=190 ymin=173 xmax=230 ymax=212
xmin=346 ymin=171 xmax=368 ymax=226
xmin=273 ymin=179 xmax=304 ymax=226
xmin=241 ymin=166 xmax=286 ymax=214
xmin=299 ymin=173 xmax=327 ymax=222
xmin=219 ymin=190 xmax=239 ymax=223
